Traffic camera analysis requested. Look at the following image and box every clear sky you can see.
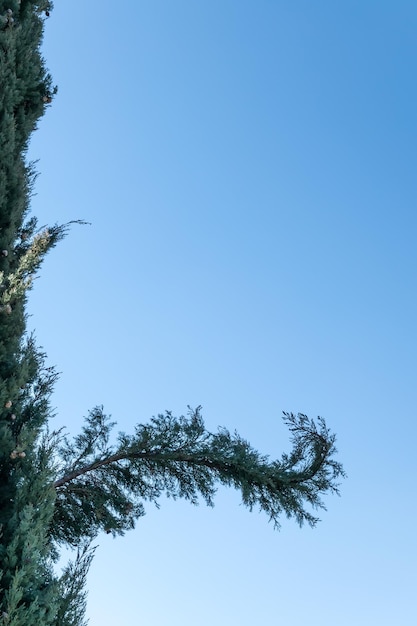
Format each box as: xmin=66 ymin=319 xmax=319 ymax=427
xmin=26 ymin=1 xmax=416 ymax=624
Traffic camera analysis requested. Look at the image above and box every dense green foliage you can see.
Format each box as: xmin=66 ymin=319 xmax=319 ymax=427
xmin=0 ymin=3 xmax=345 ymax=624
xmin=52 ymin=407 xmax=344 ymax=545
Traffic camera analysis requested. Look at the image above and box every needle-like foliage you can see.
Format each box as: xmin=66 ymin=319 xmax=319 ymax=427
xmin=52 ymin=407 xmax=344 ymax=545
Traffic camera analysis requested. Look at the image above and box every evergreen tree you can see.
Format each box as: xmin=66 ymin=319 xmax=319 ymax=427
xmin=0 ymin=3 xmax=345 ymax=624
xmin=0 ymin=2 xmax=61 ymax=624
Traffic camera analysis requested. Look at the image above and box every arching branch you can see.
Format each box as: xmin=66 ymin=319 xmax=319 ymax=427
xmin=50 ymin=408 xmax=345 ymax=545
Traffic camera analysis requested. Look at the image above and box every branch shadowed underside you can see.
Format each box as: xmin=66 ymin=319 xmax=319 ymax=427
xmin=51 ymin=407 xmax=345 ymax=544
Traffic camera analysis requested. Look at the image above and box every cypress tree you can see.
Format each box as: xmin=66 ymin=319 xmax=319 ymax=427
xmin=0 ymin=2 xmax=67 ymax=623
xmin=0 ymin=3 xmax=345 ymax=624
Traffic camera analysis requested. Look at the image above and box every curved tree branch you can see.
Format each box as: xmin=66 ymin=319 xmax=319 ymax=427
xmin=50 ymin=408 xmax=345 ymax=544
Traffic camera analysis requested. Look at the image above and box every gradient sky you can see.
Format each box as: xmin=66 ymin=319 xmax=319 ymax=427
xmin=26 ymin=1 xmax=417 ymax=624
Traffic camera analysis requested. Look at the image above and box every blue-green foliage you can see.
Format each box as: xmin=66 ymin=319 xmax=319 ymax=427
xmin=53 ymin=407 xmax=345 ymax=544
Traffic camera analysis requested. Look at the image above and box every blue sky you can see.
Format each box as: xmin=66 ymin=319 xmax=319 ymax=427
xmin=26 ymin=1 xmax=416 ymax=624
